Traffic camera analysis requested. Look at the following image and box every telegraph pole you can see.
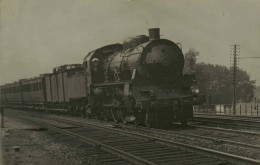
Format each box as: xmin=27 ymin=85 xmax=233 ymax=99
xmin=230 ymin=44 xmax=239 ymax=114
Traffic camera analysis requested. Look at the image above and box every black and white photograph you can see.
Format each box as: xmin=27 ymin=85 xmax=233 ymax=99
xmin=0 ymin=0 xmax=260 ymax=164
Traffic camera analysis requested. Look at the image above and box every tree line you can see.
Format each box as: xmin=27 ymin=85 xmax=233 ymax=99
xmin=184 ymin=49 xmax=256 ymax=104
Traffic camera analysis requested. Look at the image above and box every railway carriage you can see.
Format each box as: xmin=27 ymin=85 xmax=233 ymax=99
xmin=0 ymin=86 xmax=2 ymax=102
xmin=44 ymin=64 xmax=83 ymax=109
xmin=0 ymin=85 xmax=8 ymax=103
xmin=21 ymin=77 xmax=45 ymax=104
xmin=1 ymin=85 xmax=8 ymax=103
xmin=0 ymin=82 xmax=22 ymax=105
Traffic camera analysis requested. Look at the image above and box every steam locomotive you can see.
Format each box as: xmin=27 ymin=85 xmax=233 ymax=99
xmin=0 ymin=28 xmax=205 ymax=127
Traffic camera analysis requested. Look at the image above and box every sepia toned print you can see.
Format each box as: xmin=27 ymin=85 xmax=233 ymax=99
xmin=1 ymin=0 xmax=260 ymax=164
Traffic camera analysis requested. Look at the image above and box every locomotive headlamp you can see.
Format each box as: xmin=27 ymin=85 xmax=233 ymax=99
xmin=190 ymin=80 xmax=199 ymax=95
xmin=91 ymin=58 xmax=100 ymax=72
xmin=191 ymin=86 xmax=200 ymax=94
xmin=91 ymin=58 xmax=100 ymax=66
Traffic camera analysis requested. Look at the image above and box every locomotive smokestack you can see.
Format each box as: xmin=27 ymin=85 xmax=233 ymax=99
xmin=148 ymin=28 xmax=160 ymax=40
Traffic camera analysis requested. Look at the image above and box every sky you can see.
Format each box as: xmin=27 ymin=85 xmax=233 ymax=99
xmin=0 ymin=0 xmax=260 ymax=85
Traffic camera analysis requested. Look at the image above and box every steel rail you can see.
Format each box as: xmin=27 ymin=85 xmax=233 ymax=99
xmin=192 ymin=118 xmax=260 ymax=130
xmin=192 ymin=125 xmax=260 ymax=136
xmin=194 ymin=114 xmax=260 ymax=123
xmin=194 ymin=113 xmax=260 ymax=120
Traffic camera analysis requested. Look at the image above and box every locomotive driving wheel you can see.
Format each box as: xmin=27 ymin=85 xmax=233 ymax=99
xmin=145 ymin=109 xmax=155 ymax=128
xmin=101 ymin=108 xmax=110 ymax=121
xmin=84 ymin=104 xmax=92 ymax=119
xmin=145 ymin=111 xmax=151 ymax=127
xmin=119 ymin=108 xmax=135 ymax=124
xmin=133 ymin=107 xmax=144 ymax=126
xmin=111 ymin=107 xmax=120 ymax=123
xmin=119 ymin=109 xmax=127 ymax=124
xmin=80 ymin=105 xmax=85 ymax=118
xmin=133 ymin=117 xmax=139 ymax=126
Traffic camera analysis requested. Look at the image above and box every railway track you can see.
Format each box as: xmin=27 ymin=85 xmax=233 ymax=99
xmin=10 ymin=109 xmax=260 ymax=165
xmin=192 ymin=125 xmax=260 ymax=136
xmin=194 ymin=114 xmax=260 ymax=123
xmin=82 ymin=115 xmax=260 ymax=160
xmin=192 ymin=114 xmax=260 ymax=131
xmin=17 ymin=115 xmax=228 ymax=165
xmin=194 ymin=114 xmax=260 ymax=121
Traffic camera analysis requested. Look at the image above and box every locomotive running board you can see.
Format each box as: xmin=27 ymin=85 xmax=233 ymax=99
xmin=93 ymin=81 xmax=131 ymax=87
